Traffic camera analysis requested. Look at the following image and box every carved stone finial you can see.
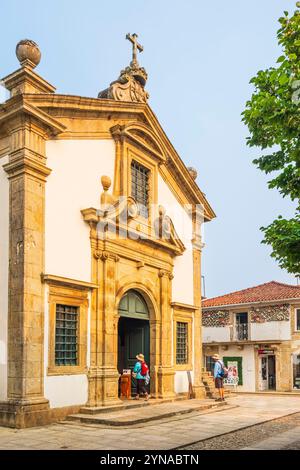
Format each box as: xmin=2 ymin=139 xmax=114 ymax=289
xmin=16 ymin=40 xmax=41 ymax=68
xmin=101 ymin=175 xmax=111 ymax=192
xmin=100 ymin=175 xmax=114 ymax=207
xmin=98 ymin=33 xmax=149 ymax=103
xmin=158 ymin=205 xmax=166 ymax=217
xmin=187 ymin=167 xmax=198 ymax=180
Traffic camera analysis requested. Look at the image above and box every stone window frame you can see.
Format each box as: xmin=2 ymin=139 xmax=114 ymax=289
xmin=130 ymin=159 xmax=150 ymax=218
xmin=173 ymin=310 xmax=193 ymax=371
xmin=47 ymin=284 xmax=89 ymax=376
xmin=126 ymin=147 xmax=158 ymax=228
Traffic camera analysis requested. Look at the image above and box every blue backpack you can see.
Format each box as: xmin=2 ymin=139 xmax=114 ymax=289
xmin=218 ymin=361 xmax=228 ymax=379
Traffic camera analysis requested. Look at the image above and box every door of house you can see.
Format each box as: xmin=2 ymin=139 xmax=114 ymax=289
xmin=267 ymin=355 xmax=276 ymax=390
xmin=259 ymin=356 xmax=268 ymax=391
xmin=259 ymin=355 xmax=276 ymax=391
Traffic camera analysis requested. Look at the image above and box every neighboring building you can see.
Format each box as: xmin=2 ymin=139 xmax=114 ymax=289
xmin=0 ymin=38 xmax=215 ymax=427
xmin=202 ymin=281 xmax=300 ymax=393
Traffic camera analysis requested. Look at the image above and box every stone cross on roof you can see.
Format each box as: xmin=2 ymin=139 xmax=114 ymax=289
xmin=126 ymin=33 xmax=143 ymax=67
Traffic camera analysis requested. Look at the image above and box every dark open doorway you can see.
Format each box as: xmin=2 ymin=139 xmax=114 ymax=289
xmin=268 ymin=355 xmax=276 ymax=390
xmin=117 ymin=290 xmax=150 ymax=396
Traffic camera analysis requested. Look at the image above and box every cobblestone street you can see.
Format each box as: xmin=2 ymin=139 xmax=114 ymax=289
xmin=0 ymin=394 xmax=299 ymax=450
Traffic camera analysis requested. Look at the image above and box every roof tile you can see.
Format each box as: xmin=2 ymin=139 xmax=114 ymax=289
xmin=202 ymin=281 xmax=300 ymax=308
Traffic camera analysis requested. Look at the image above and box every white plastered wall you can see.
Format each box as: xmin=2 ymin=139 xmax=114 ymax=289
xmin=45 ymin=139 xmax=115 ymax=281
xmin=158 ymin=174 xmax=197 ymax=393
xmin=251 ymin=321 xmax=291 ymax=341
xmin=157 ymin=174 xmax=194 ymax=306
xmin=203 ymin=326 xmax=231 ymax=343
xmin=0 ymin=156 xmax=9 ymax=401
xmin=44 ymin=140 xmax=115 ymax=408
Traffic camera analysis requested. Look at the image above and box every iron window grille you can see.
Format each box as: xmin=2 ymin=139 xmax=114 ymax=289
xmin=176 ymin=322 xmax=188 ymax=364
xmin=131 ymin=160 xmax=150 ymax=218
xmin=55 ymin=304 xmax=79 ymax=366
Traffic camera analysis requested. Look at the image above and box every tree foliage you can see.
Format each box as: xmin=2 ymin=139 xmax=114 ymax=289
xmin=242 ymin=4 xmax=300 ymax=277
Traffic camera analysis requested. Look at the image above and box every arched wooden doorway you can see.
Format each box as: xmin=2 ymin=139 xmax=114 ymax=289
xmin=117 ymin=290 xmax=150 ymax=395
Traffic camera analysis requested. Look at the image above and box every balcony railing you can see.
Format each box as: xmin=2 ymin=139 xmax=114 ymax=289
xmin=235 ymin=324 xmax=249 ymax=341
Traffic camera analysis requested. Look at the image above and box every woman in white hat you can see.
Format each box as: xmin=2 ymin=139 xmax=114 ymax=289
xmin=133 ymin=353 xmax=149 ymax=401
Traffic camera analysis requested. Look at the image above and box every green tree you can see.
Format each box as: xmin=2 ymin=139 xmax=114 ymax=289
xmin=242 ymin=3 xmax=300 ymax=277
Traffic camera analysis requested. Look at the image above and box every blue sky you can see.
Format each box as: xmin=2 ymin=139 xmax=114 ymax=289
xmin=1 ymin=0 xmax=298 ymax=297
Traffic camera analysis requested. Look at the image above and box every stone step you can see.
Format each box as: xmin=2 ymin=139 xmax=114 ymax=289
xmin=78 ymin=396 xmax=187 ymax=415
xmin=65 ymin=399 xmax=228 ymax=427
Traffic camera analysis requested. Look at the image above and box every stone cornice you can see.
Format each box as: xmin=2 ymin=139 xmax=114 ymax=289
xmin=171 ymin=302 xmax=198 ymax=311
xmin=3 ymin=156 xmax=52 ymax=180
xmin=42 ymin=274 xmax=98 ymax=290
xmin=1 ymin=65 xmax=56 ymax=95
xmin=0 ymin=97 xmax=66 ymax=137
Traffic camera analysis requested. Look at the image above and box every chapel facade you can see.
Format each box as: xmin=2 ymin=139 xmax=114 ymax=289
xmin=0 ymin=37 xmax=215 ymax=427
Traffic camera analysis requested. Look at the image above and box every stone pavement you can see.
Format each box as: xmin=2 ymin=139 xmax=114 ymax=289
xmin=0 ymin=394 xmax=299 ymax=450
xmin=243 ymin=426 xmax=300 ymax=450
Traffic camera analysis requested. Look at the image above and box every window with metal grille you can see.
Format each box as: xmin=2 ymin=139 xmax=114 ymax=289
xmin=55 ymin=304 xmax=78 ymax=366
xmin=131 ymin=160 xmax=150 ymax=217
xmin=176 ymin=322 xmax=188 ymax=364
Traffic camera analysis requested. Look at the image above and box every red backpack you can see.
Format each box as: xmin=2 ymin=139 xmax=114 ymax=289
xmin=141 ymin=362 xmax=149 ymax=376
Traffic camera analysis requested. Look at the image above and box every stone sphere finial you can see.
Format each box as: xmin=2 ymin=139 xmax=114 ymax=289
xmin=16 ymin=40 xmax=41 ymax=68
xmin=187 ymin=167 xmax=198 ymax=180
xmin=101 ymin=175 xmax=111 ymax=192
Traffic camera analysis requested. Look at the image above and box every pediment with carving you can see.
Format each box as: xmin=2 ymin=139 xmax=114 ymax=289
xmin=110 ymin=122 xmax=166 ymax=164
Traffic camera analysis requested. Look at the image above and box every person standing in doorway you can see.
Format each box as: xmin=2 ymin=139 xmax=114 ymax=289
xmin=212 ymin=353 xmax=226 ymax=401
xmin=133 ymin=353 xmax=149 ymax=401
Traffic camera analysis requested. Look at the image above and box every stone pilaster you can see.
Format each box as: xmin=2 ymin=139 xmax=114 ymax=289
xmin=0 ymin=120 xmax=51 ymax=428
xmin=86 ymin=250 xmax=121 ymax=408
xmin=192 ymin=205 xmax=206 ymax=398
xmin=157 ymin=270 xmax=175 ymax=399
xmin=276 ymin=343 xmax=293 ymax=392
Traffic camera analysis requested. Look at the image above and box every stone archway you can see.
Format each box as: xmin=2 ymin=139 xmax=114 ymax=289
xmin=117 ymin=290 xmax=150 ymax=396
xmin=115 ymin=283 xmax=160 ymax=398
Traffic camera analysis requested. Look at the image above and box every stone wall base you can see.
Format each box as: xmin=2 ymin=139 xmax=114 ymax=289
xmin=194 ymin=383 xmax=207 ymax=399
xmin=0 ymin=400 xmax=83 ymax=429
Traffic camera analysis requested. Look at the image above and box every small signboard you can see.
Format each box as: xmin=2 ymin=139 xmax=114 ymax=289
xmin=258 ymin=349 xmax=274 ymax=355
xmin=227 ymin=361 xmax=238 ymax=379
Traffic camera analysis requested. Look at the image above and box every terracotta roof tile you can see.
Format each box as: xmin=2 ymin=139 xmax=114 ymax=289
xmin=202 ymin=281 xmax=300 ymax=308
